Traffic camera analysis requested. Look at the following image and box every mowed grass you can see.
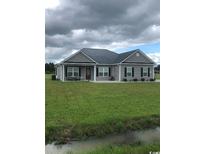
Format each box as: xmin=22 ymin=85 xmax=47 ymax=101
xmin=155 ymin=73 xmax=160 ymax=80
xmin=46 ymin=75 xmax=160 ymax=143
xmin=84 ymin=143 xmax=160 ymax=154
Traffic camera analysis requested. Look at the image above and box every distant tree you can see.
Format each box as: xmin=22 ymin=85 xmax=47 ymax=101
xmin=157 ymin=64 xmax=160 ymax=71
xmin=45 ymin=63 xmax=55 ymax=74
xmin=154 ymin=64 xmax=160 ymax=73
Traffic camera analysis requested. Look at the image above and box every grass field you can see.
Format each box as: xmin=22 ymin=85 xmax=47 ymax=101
xmin=45 ymin=74 xmax=160 ymax=143
xmin=85 ymin=143 xmax=160 ymax=154
xmin=155 ymin=73 xmax=160 ymax=80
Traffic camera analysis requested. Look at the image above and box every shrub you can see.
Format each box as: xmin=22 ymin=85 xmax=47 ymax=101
xmin=122 ymin=78 xmax=127 ymax=81
xmin=141 ymin=78 xmax=145 ymax=81
xmin=74 ymin=77 xmax=79 ymax=81
xmin=67 ymin=77 xmax=80 ymax=81
xmin=51 ymin=75 xmax=56 ymax=80
xmin=150 ymin=78 xmax=155 ymax=81
xmin=110 ymin=76 xmax=115 ymax=81
xmin=133 ymin=78 xmax=138 ymax=81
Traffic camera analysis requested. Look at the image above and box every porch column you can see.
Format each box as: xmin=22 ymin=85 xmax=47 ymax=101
xmin=153 ymin=65 xmax=155 ymax=79
xmin=94 ymin=65 xmax=96 ymax=81
xmin=118 ymin=64 xmax=121 ymax=81
xmin=62 ymin=64 xmax=65 ymax=81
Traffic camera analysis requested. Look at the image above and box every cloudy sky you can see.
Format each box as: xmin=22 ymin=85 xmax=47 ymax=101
xmin=45 ymin=0 xmax=160 ymax=64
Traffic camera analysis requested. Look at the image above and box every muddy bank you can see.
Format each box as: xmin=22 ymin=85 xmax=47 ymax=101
xmin=46 ymin=127 xmax=160 ymax=154
xmin=46 ymin=115 xmax=160 ymax=144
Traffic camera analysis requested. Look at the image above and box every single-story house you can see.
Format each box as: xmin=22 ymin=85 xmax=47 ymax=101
xmin=55 ymin=48 xmax=155 ymax=81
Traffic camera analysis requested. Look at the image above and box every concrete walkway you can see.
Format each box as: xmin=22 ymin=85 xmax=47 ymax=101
xmin=90 ymin=80 xmax=160 ymax=83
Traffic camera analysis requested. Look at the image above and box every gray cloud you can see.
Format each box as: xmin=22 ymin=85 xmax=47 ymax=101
xmin=45 ymin=0 xmax=160 ymax=63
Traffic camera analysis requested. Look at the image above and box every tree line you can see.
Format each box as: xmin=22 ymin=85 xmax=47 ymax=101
xmin=154 ymin=64 xmax=160 ymax=73
xmin=45 ymin=63 xmax=55 ymax=74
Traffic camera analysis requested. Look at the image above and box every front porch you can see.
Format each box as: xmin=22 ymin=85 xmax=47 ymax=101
xmin=57 ymin=64 xmax=119 ymax=81
xmin=62 ymin=64 xmax=96 ymax=81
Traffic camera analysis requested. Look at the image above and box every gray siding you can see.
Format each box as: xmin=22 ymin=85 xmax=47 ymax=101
xmin=56 ymin=65 xmax=63 ymax=80
xmin=123 ymin=52 xmax=152 ymax=63
xmin=63 ymin=65 xmax=87 ymax=80
xmin=56 ymin=64 xmax=154 ymax=81
xmin=96 ymin=65 xmax=119 ymax=81
xmin=96 ymin=65 xmax=110 ymax=81
xmin=113 ymin=66 xmax=119 ymax=81
xmin=80 ymin=67 xmax=86 ymax=80
xmin=90 ymin=67 xmax=94 ymax=80
xmin=65 ymin=52 xmax=94 ymax=63
xmin=121 ymin=64 xmax=154 ymax=81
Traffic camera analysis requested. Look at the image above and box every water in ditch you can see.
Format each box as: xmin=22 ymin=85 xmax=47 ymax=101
xmin=45 ymin=127 xmax=160 ymax=154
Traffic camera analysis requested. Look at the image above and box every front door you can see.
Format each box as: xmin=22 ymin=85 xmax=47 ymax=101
xmin=86 ymin=67 xmax=91 ymax=80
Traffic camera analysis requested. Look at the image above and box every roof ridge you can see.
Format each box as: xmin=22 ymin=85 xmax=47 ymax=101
xmin=82 ymin=48 xmax=118 ymax=55
xmin=119 ymin=49 xmax=140 ymax=55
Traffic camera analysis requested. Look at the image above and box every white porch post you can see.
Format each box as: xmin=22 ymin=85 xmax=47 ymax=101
xmin=94 ymin=65 xmax=96 ymax=81
xmin=118 ymin=64 xmax=121 ymax=81
xmin=153 ymin=65 xmax=155 ymax=79
xmin=62 ymin=64 xmax=65 ymax=81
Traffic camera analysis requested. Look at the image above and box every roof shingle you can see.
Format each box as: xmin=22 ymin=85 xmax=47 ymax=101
xmin=62 ymin=48 xmax=154 ymax=64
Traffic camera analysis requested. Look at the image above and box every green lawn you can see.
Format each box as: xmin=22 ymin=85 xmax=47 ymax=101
xmin=155 ymin=73 xmax=160 ymax=80
xmin=46 ymin=75 xmax=160 ymax=143
xmin=84 ymin=143 xmax=160 ymax=154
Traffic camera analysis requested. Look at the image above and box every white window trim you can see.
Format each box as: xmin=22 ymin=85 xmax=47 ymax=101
xmin=126 ymin=67 xmax=132 ymax=77
xmin=143 ymin=67 xmax=148 ymax=77
xmin=67 ymin=67 xmax=79 ymax=77
xmin=98 ymin=67 xmax=109 ymax=77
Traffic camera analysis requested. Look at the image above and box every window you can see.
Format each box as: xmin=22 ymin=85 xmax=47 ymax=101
xmin=143 ymin=67 xmax=148 ymax=76
xmin=104 ymin=67 xmax=108 ymax=76
xmin=68 ymin=67 xmax=73 ymax=77
xmin=99 ymin=67 xmax=103 ymax=76
xmin=125 ymin=67 xmax=134 ymax=77
xmin=67 ymin=67 xmax=79 ymax=77
xmin=98 ymin=67 xmax=109 ymax=77
xmin=74 ymin=67 xmax=79 ymax=76
xmin=127 ymin=67 xmax=132 ymax=77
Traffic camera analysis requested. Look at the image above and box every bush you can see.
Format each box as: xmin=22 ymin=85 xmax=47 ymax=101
xmin=141 ymin=78 xmax=145 ymax=81
xmin=110 ymin=76 xmax=115 ymax=81
xmin=122 ymin=78 xmax=127 ymax=82
xmin=51 ymin=75 xmax=56 ymax=80
xmin=133 ymin=78 xmax=138 ymax=81
xmin=67 ymin=77 xmax=80 ymax=81
xmin=149 ymin=78 xmax=155 ymax=81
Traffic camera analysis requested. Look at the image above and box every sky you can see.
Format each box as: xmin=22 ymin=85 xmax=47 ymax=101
xmin=45 ymin=0 xmax=160 ymax=64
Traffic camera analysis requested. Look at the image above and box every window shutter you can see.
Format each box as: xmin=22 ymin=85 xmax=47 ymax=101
xmin=141 ymin=67 xmax=143 ymax=77
xmin=132 ymin=67 xmax=134 ymax=77
xmin=65 ymin=66 xmax=67 ymax=77
xmin=96 ymin=67 xmax=98 ymax=76
xmin=148 ymin=67 xmax=150 ymax=77
xmin=124 ymin=67 xmax=127 ymax=77
xmin=109 ymin=67 xmax=111 ymax=76
xmin=79 ymin=67 xmax=81 ymax=77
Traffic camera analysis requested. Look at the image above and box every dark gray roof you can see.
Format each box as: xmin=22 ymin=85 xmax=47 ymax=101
xmin=63 ymin=48 xmax=154 ymax=64
xmin=114 ymin=50 xmax=139 ymax=63
xmin=81 ymin=48 xmax=119 ymax=64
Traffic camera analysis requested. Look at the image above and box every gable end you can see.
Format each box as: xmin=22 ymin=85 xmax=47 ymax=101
xmin=123 ymin=51 xmax=154 ymax=64
xmin=64 ymin=52 xmax=95 ymax=63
